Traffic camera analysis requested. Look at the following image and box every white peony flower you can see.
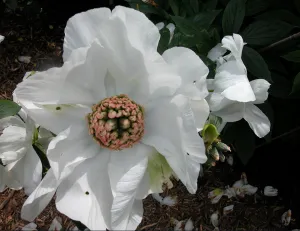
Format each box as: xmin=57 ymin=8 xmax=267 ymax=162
xmin=207 ymin=34 xmax=271 ymax=138
xmin=264 ymin=186 xmax=278 ymax=197
xmin=0 ymin=111 xmax=42 ymax=195
xmin=0 ymin=35 xmax=4 ymax=43
xmin=14 ymin=6 xmax=210 ymax=230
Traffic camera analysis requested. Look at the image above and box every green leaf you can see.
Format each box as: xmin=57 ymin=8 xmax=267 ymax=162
xmin=294 ymin=0 xmax=300 ymax=14
xmin=222 ymin=120 xmax=256 ymax=165
xmin=222 ymin=0 xmax=246 ymax=35
xmin=269 ymin=73 xmax=292 ymax=98
xmin=169 ymin=0 xmax=180 ymax=15
xmin=241 ymin=20 xmax=294 ymax=46
xmin=4 ymin=0 xmax=18 ymax=10
xmin=245 ymin=0 xmax=270 ymax=16
xmin=255 ymin=10 xmax=300 ymax=27
xmin=0 ymin=100 xmax=21 ymax=119
xmin=203 ymin=0 xmax=218 ymax=10
xmin=282 ymin=50 xmax=300 ymax=63
xmin=157 ymin=28 xmax=170 ymax=54
xmin=242 ymin=46 xmax=271 ymax=82
xmin=181 ymin=0 xmax=195 ymax=17
xmin=210 ymin=27 xmax=221 ymax=44
xmin=193 ymin=10 xmax=222 ymax=29
xmin=291 ymin=72 xmax=300 ymax=95
xmin=190 ymin=0 xmax=199 ymax=13
xmin=171 ymin=16 xmax=201 ymax=35
xmin=129 ymin=2 xmax=165 ymax=16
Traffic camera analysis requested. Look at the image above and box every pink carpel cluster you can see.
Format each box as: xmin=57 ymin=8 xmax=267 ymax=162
xmin=87 ymin=94 xmax=145 ymax=150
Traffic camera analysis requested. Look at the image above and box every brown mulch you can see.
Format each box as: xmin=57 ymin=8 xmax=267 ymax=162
xmin=0 ymin=10 xmax=297 ymax=231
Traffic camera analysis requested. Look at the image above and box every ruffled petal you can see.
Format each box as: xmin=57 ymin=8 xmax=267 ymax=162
xmin=190 ymin=99 xmax=210 ymax=131
xmin=21 ymin=169 xmax=57 ymax=221
xmin=244 ymin=104 xmax=270 ymax=138
xmin=47 ymin=122 xmax=99 ymax=181
xmin=142 ymin=94 xmax=206 ymax=193
xmin=63 ymin=8 xmax=111 ymax=61
xmin=163 ymin=47 xmax=209 ymax=99
xmin=250 ymin=79 xmax=271 ymax=104
xmin=207 ymin=43 xmax=227 ymax=62
xmin=221 ymin=34 xmax=245 ymax=59
xmin=56 ymin=152 xmax=112 ymax=230
xmin=214 ymin=60 xmax=255 ymax=102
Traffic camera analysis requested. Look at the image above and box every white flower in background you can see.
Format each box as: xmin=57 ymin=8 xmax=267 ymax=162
xmin=0 ymin=111 xmax=42 ymax=195
xmin=0 ymin=35 xmax=4 ymax=43
xmin=172 ymin=218 xmax=194 ymax=231
xmin=14 ymin=6 xmax=210 ymax=230
xmin=232 ymin=179 xmax=257 ymax=197
xmin=21 ymin=222 xmax=37 ymax=231
xmin=208 ymin=188 xmax=224 ymax=204
xmin=48 ymin=216 xmax=63 ymax=231
xmin=155 ymin=22 xmax=176 ymax=43
xmin=282 ymin=209 xmax=292 ymax=226
xmin=223 ymin=204 xmax=234 ymax=215
xmin=207 ymin=34 xmax=271 ymax=138
xmin=211 ymin=211 xmax=219 ymax=228
xmin=264 ymin=186 xmax=278 ymax=197
xmin=184 ymin=218 xmax=194 ymax=231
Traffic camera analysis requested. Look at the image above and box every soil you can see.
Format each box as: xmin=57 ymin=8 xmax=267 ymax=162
xmin=0 ymin=6 xmax=298 ymax=231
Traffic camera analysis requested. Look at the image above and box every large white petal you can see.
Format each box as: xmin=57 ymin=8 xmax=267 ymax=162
xmin=47 ymin=122 xmax=101 ymax=184
xmin=214 ymin=60 xmax=255 ymax=102
xmin=142 ymin=94 xmax=206 ymax=193
xmin=244 ymin=104 xmax=270 ymax=138
xmin=221 ymin=34 xmax=245 ymax=59
xmin=111 ymin=6 xmax=160 ymax=57
xmin=21 ymin=169 xmax=57 ymax=221
xmin=207 ymin=43 xmax=227 ymax=62
xmin=250 ymin=79 xmax=271 ymax=104
xmin=56 ymin=152 xmax=112 ymax=230
xmin=110 ymin=145 xmax=149 ymax=230
xmin=190 ymin=99 xmax=210 ymax=131
xmin=163 ymin=47 xmax=209 ymax=99
xmin=126 ymin=200 xmax=143 ymax=230
xmin=63 ymin=8 xmax=111 ymax=61
xmin=0 ymin=116 xmax=25 ymax=130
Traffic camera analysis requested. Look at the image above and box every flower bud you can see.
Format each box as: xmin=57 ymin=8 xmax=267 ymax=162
xmin=209 ymin=147 xmax=219 ymax=161
xmin=281 ymin=209 xmax=292 ymax=226
xmin=215 ymin=142 xmax=231 ymax=152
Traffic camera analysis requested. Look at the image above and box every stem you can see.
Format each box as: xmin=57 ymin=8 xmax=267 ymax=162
xmin=259 ymin=32 xmax=300 ymax=53
xmin=256 ymin=126 xmax=300 ymax=149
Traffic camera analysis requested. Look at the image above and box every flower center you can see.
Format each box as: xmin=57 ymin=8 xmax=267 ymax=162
xmin=87 ymin=94 xmax=145 ymax=150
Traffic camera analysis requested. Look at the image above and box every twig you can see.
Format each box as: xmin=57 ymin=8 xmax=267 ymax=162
xmin=0 ymin=190 xmax=15 ymax=210
xmin=259 ymin=32 xmax=300 ymax=53
xmin=139 ymin=222 xmax=158 ymax=230
xmin=256 ymin=126 xmax=300 ymax=149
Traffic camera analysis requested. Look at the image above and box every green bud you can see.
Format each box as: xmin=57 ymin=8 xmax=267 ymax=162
xmin=201 ymin=124 xmax=219 ymax=145
xmin=215 ymin=142 xmax=231 ymax=152
xmin=219 ymin=152 xmax=226 ymax=162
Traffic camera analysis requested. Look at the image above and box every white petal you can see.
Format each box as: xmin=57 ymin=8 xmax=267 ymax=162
xmin=184 ymin=218 xmax=194 ymax=231
xmin=242 ymin=184 xmax=258 ymax=195
xmin=0 ymin=165 xmax=6 ymax=192
xmin=21 ymin=169 xmax=57 ymax=221
xmin=190 ymin=99 xmax=210 ymax=131
xmin=110 ymin=144 xmax=149 ymax=230
xmin=244 ymin=104 xmax=270 ymax=138
xmin=126 ymin=200 xmax=143 ymax=230
xmin=22 ymin=222 xmax=37 ymax=231
xmin=111 ymin=6 xmax=160 ymax=57
xmin=0 ymin=35 xmax=4 ymax=43
xmin=156 ymin=22 xmax=165 ymax=30
xmin=56 ymin=152 xmax=112 ymax=230
xmin=163 ymin=47 xmax=209 ymax=99
xmin=207 ymin=93 xmax=245 ymax=122
xmin=221 ymin=34 xmax=245 ymax=59
xmin=143 ymin=95 xmax=207 ymax=193
xmin=11 ymin=146 xmax=42 ymax=195
xmin=250 ymin=79 xmax=271 ymax=104
xmin=206 ymin=79 xmax=214 ymax=91
xmin=109 ymin=143 xmax=154 ymax=200
xmin=166 ymin=23 xmax=175 ymax=42
xmin=63 ymin=8 xmax=111 ymax=61
xmin=207 ymin=43 xmax=227 ymax=62
xmin=0 ymin=125 xmax=27 ymax=165
xmin=214 ymin=60 xmax=255 ymax=102
xmin=0 ymin=116 xmax=25 ymax=130
xmin=47 ymin=122 xmax=99 ymax=181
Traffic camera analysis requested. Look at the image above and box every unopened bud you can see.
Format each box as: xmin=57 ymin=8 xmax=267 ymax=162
xmin=209 ymin=147 xmax=219 ymax=161
xmin=215 ymin=142 xmax=231 ymax=152
xmin=227 ymin=155 xmax=233 ymax=166
xmin=219 ymin=152 xmax=226 ymax=162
